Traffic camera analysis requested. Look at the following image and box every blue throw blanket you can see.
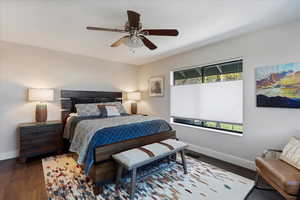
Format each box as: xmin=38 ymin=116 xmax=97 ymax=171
xmin=66 ymin=115 xmax=172 ymax=174
xmin=84 ymin=119 xmax=172 ymax=173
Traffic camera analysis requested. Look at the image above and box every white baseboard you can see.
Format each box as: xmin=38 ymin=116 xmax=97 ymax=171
xmin=0 ymin=150 xmax=19 ymax=161
xmin=187 ymin=143 xmax=256 ymax=171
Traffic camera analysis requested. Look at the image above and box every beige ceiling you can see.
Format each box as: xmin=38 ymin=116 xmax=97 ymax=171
xmin=1 ymin=0 xmax=300 ymax=65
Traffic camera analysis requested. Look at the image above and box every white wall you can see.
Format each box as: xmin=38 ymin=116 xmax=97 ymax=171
xmin=138 ymin=20 xmax=300 ymax=169
xmin=0 ymin=41 xmax=139 ymax=159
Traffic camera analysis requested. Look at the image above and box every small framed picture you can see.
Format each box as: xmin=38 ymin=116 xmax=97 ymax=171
xmin=149 ymin=76 xmax=164 ymax=97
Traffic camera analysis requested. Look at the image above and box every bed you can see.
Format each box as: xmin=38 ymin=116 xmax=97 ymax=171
xmin=60 ymin=90 xmax=176 ymax=193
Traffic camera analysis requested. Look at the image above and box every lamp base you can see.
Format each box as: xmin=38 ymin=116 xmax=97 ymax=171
xmin=36 ymin=104 xmax=47 ymax=122
xmin=131 ymin=102 xmax=137 ymax=114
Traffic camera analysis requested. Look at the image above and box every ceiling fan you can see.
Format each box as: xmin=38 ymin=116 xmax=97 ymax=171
xmin=87 ymin=10 xmax=179 ymax=50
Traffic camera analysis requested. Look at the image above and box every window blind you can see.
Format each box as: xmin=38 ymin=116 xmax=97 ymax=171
xmin=170 ymin=80 xmax=243 ymax=124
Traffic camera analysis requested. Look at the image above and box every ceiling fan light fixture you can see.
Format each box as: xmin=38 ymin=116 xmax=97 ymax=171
xmin=87 ymin=10 xmax=179 ymax=50
xmin=124 ymin=35 xmax=143 ymax=48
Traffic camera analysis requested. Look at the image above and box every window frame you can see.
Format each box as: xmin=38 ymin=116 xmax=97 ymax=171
xmin=170 ymin=59 xmax=243 ymax=135
xmin=171 ymin=116 xmax=243 ymax=135
xmin=173 ymin=59 xmax=243 ymax=86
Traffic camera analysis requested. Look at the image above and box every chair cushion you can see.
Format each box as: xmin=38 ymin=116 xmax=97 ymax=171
xmin=256 ymin=157 xmax=300 ymax=195
xmin=113 ymin=139 xmax=188 ymax=169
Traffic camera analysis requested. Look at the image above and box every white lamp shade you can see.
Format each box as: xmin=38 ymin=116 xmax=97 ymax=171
xmin=127 ymin=92 xmax=141 ymax=101
xmin=28 ymin=88 xmax=54 ymax=102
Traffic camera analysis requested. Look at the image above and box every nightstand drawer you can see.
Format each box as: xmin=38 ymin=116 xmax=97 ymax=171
xmin=20 ymin=145 xmax=60 ymax=157
xmin=21 ymin=125 xmax=62 ymax=133
xmin=21 ymin=138 xmax=60 ymax=150
xmin=21 ymin=133 xmax=59 ymax=145
xmin=20 ymin=130 xmax=61 ymax=141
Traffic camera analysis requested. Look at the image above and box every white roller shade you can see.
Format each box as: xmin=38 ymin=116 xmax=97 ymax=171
xmin=171 ymin=80 xmax=243 ymax=123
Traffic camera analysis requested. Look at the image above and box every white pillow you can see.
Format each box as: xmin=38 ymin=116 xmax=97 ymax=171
xmin=105 ymin=105 xmax=121 ymax=116
xmin=280 ymin=137 xmax=300 ymax=170
xmin=69 ymin=113 xmax=78 ymax=117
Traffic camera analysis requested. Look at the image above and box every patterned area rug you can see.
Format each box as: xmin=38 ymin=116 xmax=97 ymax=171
xmin=42 ymin=154 xmax=254 ymax=200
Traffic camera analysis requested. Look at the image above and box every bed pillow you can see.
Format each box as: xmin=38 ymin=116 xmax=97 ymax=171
xmin=98 ymin=102 xmax=127 ymax=114
xmin=75 ymin=104 xmax=101 ymax=117
xmin=71 ymin=97 xmax=97 ymax=112
xmin=280 ymin=137 xmax=300 ymax=170
xmin=69 ymin=113 xmax=78 ymax=117
xmin=98 ymin=105 xmax=121 ymax=117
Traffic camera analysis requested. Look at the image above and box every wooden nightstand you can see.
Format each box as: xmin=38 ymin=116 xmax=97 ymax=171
xmin=19 ymin=120 xmax=64 ymax=162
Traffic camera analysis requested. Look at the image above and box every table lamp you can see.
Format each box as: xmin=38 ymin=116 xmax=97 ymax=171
xmin=127 ymin=91 xmax=141 ymax=114
xmin=28 ymin=88 xmax=54 ymax=122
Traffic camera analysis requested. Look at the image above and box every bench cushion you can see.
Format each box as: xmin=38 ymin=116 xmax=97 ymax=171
xmin=113 ymin=139 xmax=187 ymax=169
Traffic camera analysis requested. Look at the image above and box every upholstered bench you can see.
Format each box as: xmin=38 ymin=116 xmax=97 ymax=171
xmin=112 ymin=139 xmax=188 ymax=200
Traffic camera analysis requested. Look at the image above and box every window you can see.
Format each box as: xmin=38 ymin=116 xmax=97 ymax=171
xmin=174 ymin=68 xmax=202 ymax=85
xmin=171 ymin=60 xmax=243 ymax=135
xmin=174 ymin=60 xmax=242 ymax=85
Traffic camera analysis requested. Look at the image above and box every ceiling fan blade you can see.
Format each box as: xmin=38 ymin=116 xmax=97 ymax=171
xmin=127 ymin=10 xmax=140 ymax=28
xmin=111 ymin=36 xmax=129 ymax=47
xmin=87 ymin=26 xmax=126 ymax=33
xmin=139 ymin=35 xmax=157 ymax=50
xmin=141 ymin=29 xmax=179 ymax=36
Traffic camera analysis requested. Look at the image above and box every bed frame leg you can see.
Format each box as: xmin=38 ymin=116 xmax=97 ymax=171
xmin=116 ymin=165 xmax=123 ymax=191
xmin=93 ymin=184 xmax=103 ymax=196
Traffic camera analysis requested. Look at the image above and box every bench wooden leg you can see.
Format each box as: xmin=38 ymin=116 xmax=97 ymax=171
xmin=130 ymin=168 xmax=137 ymax=200
xmin=115 ymin=165 xmax=123 ymax=190
xmin=180 ymin=150 xmax=188 ymax=174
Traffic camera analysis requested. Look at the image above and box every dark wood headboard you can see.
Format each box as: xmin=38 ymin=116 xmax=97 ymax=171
xmin=60 ymin=90 xmax=122 ymax=122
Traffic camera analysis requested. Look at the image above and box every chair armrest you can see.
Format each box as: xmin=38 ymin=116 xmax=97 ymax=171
xmin=262 ymin=149 xmax=282 ymax=159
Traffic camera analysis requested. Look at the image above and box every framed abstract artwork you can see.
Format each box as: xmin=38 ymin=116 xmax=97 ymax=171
xmin=256 ymin=62 xmax=300 ymax=108
xmin=149 ymin=76 xmax=164 ymax=97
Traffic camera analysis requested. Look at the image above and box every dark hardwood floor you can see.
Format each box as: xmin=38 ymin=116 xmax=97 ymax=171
xmin=0 ymin=156 xmax=47 ymax=200
xmin=0 ymin=152 xmax=285 ymax=200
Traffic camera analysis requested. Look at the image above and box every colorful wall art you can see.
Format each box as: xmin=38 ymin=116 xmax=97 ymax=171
xmin=256 ymin=63 xmax=300 ymax=108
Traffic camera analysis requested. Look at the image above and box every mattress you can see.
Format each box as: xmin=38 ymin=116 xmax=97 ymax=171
xmin=64 ymin=114 xmax=172 ymax=173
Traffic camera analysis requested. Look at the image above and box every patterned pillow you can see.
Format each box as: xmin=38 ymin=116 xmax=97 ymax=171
xmin=280 ymin=137 xmax=300 ymax=170
xmin=98 ymin=105 xmax=120 ymax=117
xmin=75 ymin=104 xmax=101 ymax=116
xmin=98 ymin=102 xmax=127 ymax=114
